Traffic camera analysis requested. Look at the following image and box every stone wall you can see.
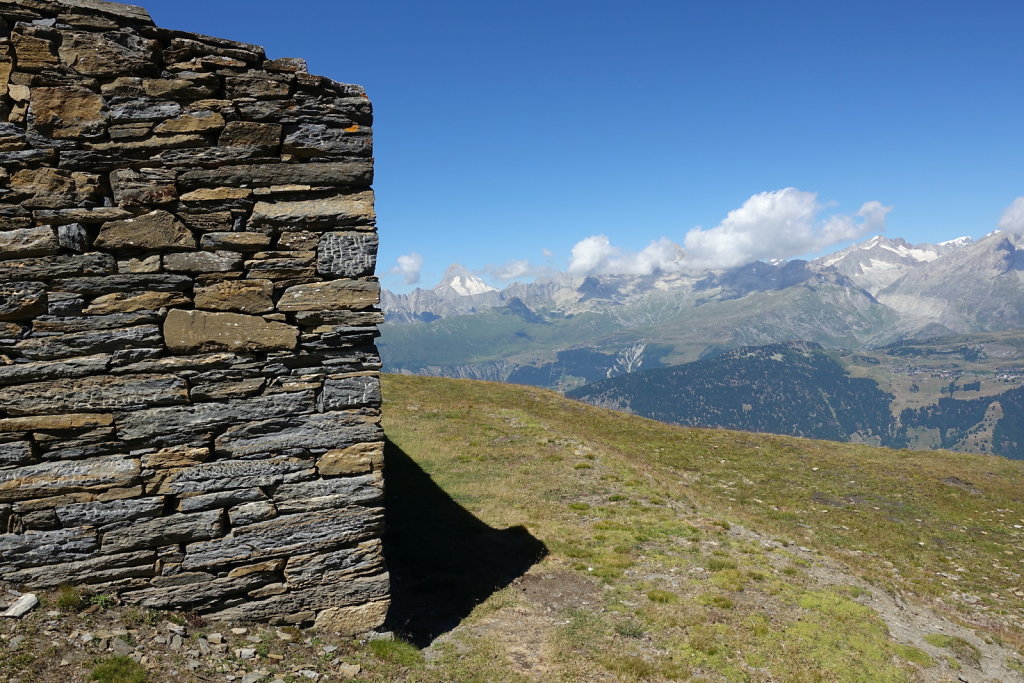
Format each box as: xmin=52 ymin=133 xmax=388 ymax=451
xmin=0 ymin=0 xmax=388 ymax=632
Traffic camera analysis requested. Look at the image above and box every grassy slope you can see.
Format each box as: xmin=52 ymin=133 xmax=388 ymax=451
xmin=382 ymin=374 xmax=1024 ymax=681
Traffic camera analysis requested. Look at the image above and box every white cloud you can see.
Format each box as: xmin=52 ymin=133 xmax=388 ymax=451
xmin=486 ymin=259 xmax=559 ymax=281
xmin=567 ymin=235 xmax=685 ymax=276
xmin=389 ymin=252 xmax=423 ymax=285
xmin=682 ymin=188 xmax=891 ymax=270
xmin=998 ymin=197 xmax=1024 ymax=233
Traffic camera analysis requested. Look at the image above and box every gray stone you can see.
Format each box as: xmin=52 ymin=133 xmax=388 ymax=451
xmin=0 ymin=526 xmax=97 ymax=569
xmin=199 ymin=232 xmax=272 ymax=252
xmin=0 ymin=373 xmax=189 ymax=415
xmin=108 ymin=97 xmax=182 ymax=122
xmin=320 ymin=375 xmax=381 ymax=410
xmin=0 ymin=281 xmax=47 ymax=321
xmin=274 ymin=473 xmax=382 ymax=513
xmin=0 ymin=441 xmax=33 ymax=467
xmin=122 ymin=570 xmax=276 ymax=610
xmin=228 ymin=500 xmax=277 ymax=527
xmin=1 ymin=550 xmax=156 ymax=588
xmin=32 ymin=312 xmax=157 ymax=332
xmin=52 ymin=274 xmax=193 ymax=296
xmin=178 ymin=487 xmax=265 ymax=513
xmin=214 ymin=411 xmax=382 ymax=458
xmin=0 ymin=253 xmax=115 ymax=282
xmin=181 ymin=506 xmax=383 ymax=570
xmin=205 ymin=573 xmax=389 ymax=623
xmin=12 ymin=325 xmax=162 ymax=360
xmin=283 ymin=539 xmax=384 ymax=588
xmin=163 ymin=250 xmax=242 ymax=273
xmin=178 ymin=161 xmax=372 ymax=189
xmin=57 ymin=223 xmax=90 ymax=252
xmin=282 ymin=123 xmax=372 ymax=159
xmin=117 ymin=391 xmax=314 ymax=441
xmin=0 ymin=226 xmax=59 ymax=257
xmin=154 ymin=458 xmax=314 ymax=495
xmin=0 ymin=455 xmax=140 ymax=503
xmin=55 ymin=497 xmax=164 ymax=528
xmin=0 ymin=354 xmax=110 ymax=387
xmin=317 ymin=232 xmax=377 ymax=277
xmin=1 ymin=593 xmax=39 ymax=618
xmin=102 ymin=509 xmax=224 ymax=552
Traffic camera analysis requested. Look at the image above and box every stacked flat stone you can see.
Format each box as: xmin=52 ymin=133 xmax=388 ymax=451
xmin=0 ymin=0 xmax=388 ymax=633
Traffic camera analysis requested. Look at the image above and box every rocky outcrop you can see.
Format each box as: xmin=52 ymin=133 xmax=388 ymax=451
xmin=0 ymin=0 xmax=386 ymax=632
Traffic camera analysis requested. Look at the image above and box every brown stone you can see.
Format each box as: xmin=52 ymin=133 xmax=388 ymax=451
xmin=316 ymin=441 xmax=384 ymax=476
xmin=83 ymin=291 xmax=190 ymax=314
xmin=58 ymin=30 xmax=159 ymax=77
xmin=163 ymin=250 xmax=242 ymax=273
xmin=94 ymin=210 xmax=196 ymax=251
xmin=250 ymin=191 xmax=376 ymax=229
xmin=0 ymin=413 xmax=113 ymax=433
xmin=277 ymin=279 xmax=379 ymax=312
xmin=313 ymin=599 xmax=389 ymax=635
xmin=194 ymin=279 xmax=274 ymax=314
xmin=9 ymin=168 xmax=101 ymax=209
xmin=179 ymin=187 xmax=252 ymax=202
xmin=219 ymin=121 xmax=282 ymax=147
xmin=199 ymin=232 xmax=272 ymax=252
xmin=30 ymin=86 xmax=106 ymax=139
xmin=0 ymin=226 xmax=59 ymax=258
xmin=109 ymin=168 xmax=178 ymax=206
xmin=153 ymin=110 xmax=225 ymax=134
xmin=0 ymin=454 xmax=139 ymax=503
xmin=142 ymin=446 xmax=210 ymax=469
xmin=164 ymin=309 xmax=298 ymax=352
xmin=11 ymin=26 xmax=58 ymax=70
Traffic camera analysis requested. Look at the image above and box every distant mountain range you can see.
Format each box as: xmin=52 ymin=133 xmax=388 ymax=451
xmin=380 ymin=231 xmax=1024 ymax=391
xmin=567 ymin=339 xmax=1024 ymax=459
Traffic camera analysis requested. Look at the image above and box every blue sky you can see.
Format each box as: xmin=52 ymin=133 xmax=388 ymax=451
xmin=142 ymin=0 xmax=1024 ymax=291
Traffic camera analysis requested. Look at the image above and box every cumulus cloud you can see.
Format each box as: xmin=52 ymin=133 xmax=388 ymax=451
xmin=485 ymin=259 xmax=559 ymax=281
xmin=998 ymin=197 xmax=1024 ymax=233
xmin=567 ymin=235 xmax=686 ymax=276
xmin=682 ymin=188 xmax=891 ymax=270
xmin=389 ymin=252 xmax=423 ymax=285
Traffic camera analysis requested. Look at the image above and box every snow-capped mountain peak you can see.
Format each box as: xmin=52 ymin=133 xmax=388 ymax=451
xmin=939 ymin=235 xmax=973 ymax=248
xmin=435 ymin=264 xmax=498 ymax=296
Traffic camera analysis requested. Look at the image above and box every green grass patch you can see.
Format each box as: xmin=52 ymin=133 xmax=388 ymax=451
xmin=89 ymin=656 xmax=148 ymax=683
xmin=369 ymin=638 xmax=424 ymax=667
xmin=923 ymin=633 xmax=981 ymax=667
xmin=893 ymin=644 xmax=934 ymax=667
xmin=646 ymin=589 xmax=676 ymax=604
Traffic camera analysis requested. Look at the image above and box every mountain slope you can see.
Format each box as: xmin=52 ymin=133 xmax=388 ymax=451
xmin=380 ymin=375 xmax=1024 ymax=681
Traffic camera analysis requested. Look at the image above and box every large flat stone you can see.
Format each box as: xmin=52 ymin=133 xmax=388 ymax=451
xmin=0 ymin=455 xmax=139 ymax=503
xmin=204 ymin=574 xmax=389 ymax=623
xmin=0 ymin=354 xmax=110 ymax=387
xmin=94 ymin=210 xmax=196 ymax=251
xmin=121 ymin=569 xmax=276 ymax=610
xmin=52 ymin=274 xmax=192 ymax=296
xmin=274 ymin=473 xmax=383 ymax=513
xmin=29 ymin=86 xmax=106 ymax=139
xmin=0 ymin=413 xmax=113 ymax=433
xmin=0 ymin=226 xmax=60 ymax=258
xmin=58 ymin=30 xmax=159 ymax=77
xmin=214 ymin=411 xmax=382 ymax=458
xmin=277 ymin=279 xmax=379 ymax=312
xmin=55 ymin=497 xmax=164 ymax=529
xmin=153 ymin=458 xmax=313 ymax=495
xmin=194 ymin=279 xmax=273 ymax=314
xmin=282 ymin=539 xmax=384 ymax=588
xmin=0 ymin=440 xmax=33 ymax=467
xmin=249 ymin=191 xmax=374 ymax=229
xmin=0 ymin=526 xmax=97 ymax=569
xmin=178 ymin=161 xmax=372 ymax=189
xmin=109 ymin=168 xmax=178 ymax=206
xmin=102 ymin=509 xmax=225 ymax=552
xmin=12 ymin=325 xmax=162 ymax=361
xmin=181 ymin=506 xmax=382 ymax=570
xmin=1 ymin=549 xmax=156 ymax=588
xmin=0 ymin=373 xmax=189 ymax=415
xmin=83 ymin=291 xmax=190 ymax=314
xmin=116 ymin=391 xmax=314 ymax=441
xmin=316 ymin=441 xmax=384 ymax=476
xmin=163 ymin=250 xmax=242 ymax=273
xmin=0 ymin=253 xmax=115 ymax=282
xmin=164 ymin=309 xmax=298 ymax=352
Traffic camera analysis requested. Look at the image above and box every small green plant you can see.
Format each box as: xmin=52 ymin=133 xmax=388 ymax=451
xmin=57 ymin=584 xmax=85 ymax=613
xmin=89 ymin=656 xmax=148 ymax=683
xmin=614 ymin=620 xmax=645 ymax=639
xmin=601 ymin=654 xmax=657 ymax=679
xmin=646 ymin=589 xmax=676 ymax=604
xmin=574 ymin=463 xmax=592 ymax=469
xmin=1006 ymin=657 xmax=1024 ymax=675
xmin=568 ymin=502 xmax=591 ymax=511
xmin=707 ymin=557 xmax=738 ymax=572
xmin=369 ymin=638 xmax=424 ymax=667
xmin=893 ymin=644 xmax=933 ymax=667
xmin=924 ymin=633 xmax=980 ymax=667
xmin=90 ymin=594 xmax=116 ymax=609
xmin=608 ymin=494 xmax=627 ymax=502
xmin=697 ymin=593 xmax=735 ymax=609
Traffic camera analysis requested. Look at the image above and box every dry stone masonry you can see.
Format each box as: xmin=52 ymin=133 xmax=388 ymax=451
xmin=0 ymin=0 xmax=388 ymax=632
